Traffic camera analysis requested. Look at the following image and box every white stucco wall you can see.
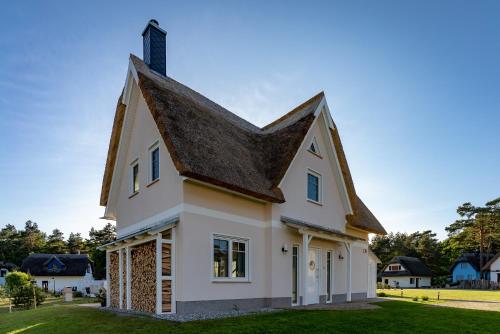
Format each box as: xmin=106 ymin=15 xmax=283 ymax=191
xmin=31 ymin=273 xmax=104 ymax=294
xmin=276 ymin=116 xmax=349 ymax=232
xmin=114 ymin=83 xmax=183 ymax=236
xmin=381 ymin=276 xmax=431 ymax=288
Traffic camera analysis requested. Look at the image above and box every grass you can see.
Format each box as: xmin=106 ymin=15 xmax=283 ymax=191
xmin=0 ymin=301 xmax=499 ymax=334
xmin=377 ymin=288 xmax=500 ymax=302
xmin=0 ymin=296 xmax=97 ymax=314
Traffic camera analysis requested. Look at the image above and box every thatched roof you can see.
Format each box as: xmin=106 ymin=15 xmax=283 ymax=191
xmin=382 ymin=256 xmax=434 ymax=277
xmin=21 ymin=254 xmax=93 ymax=277
xmin=100 ymin=54 xmax=387 ymax=235
xmin=450 ymin=252 xmax=496 ymax=272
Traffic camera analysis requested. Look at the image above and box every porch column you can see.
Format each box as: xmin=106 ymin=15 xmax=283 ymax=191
xmin=301 ymin=232 xmax=312 ymax=305
xmin=155 ymin=232 xmax=162 ymax=314
xmin=126 ymin=247 xmax=131 ymax=310
xmin=105 ymin=250 xmax=110 ymax=307
xmin=118 ymin=248 xmax=123 ymax=309
xmin=345 ymin=242 xmax=352 ymax=302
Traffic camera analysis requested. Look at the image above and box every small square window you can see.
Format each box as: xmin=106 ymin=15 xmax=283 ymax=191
xmin=307 ymin=171 xmax=321 ymax=203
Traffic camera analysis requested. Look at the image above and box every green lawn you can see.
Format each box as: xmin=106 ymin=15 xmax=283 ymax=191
xmin=0 ymin=296 xmax=97 ymax=314
xmin=377 ymin=288 xmax=500 ymax=302
xmin=0 ymin=301 xmax=499 ymax=334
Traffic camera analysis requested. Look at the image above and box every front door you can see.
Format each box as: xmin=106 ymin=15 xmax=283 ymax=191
xmin=42 ymin=281 xmax=48 ymax=292
xmin=416 ymin=277 xmax=420 ymax=288
xmin=306 ymin=248 xmax=320 ymax=304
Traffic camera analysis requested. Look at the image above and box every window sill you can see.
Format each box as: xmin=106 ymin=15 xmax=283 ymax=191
xmin=307 ymin=199 xmax=323 ymax=206
xmin=307 ymin=150 xmax=323 ymax=159
xmin=146 ymin=178 xmax=160 ymax=188
xmin=128 ymin=191 xmax=139 ymax=199
xmin=211 ymin=278 xmax=251 ymax=283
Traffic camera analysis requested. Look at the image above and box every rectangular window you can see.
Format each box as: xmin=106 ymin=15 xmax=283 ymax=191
xmin=130 ymin=161 xmax=139 ymax=193
xmin=410 ymin=277 xmax=415 ymax=284
xmin=292 ymin=245 xmax=299 ymax=304
xmin=327 ymin=251 xmax=332 ymax=302
xmin=307 ymin=171 xmax=321 ymax=203
xmin=150 ymin=146 xmax=160 ymax=182
xmin=460 ymin=263 xmax=467 ymax=269
xmin=213 ymin=235 xmax=249 ymax=280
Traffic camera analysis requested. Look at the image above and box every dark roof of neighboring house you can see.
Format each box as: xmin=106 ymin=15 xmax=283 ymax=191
xmin=482 ymin=252 xmax=500 ymax=271
xmin=20 ymin=254 xmax=92 ymax=277
xmin=0 ymin=261 xmax=16 ymax=271
xmin=381 ymin=256 xmax=434 ymax=277
xmin=100 ymin=55 xmax=387 ymax=235
xmin=450 ymin=252 xmax=496 ymax=272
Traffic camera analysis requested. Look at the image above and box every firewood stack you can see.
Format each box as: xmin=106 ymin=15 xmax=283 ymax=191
xmin=131 ymin=241 xmax=156 ymax=313
xmin=122 ymin=249 xmax=127 ymax=307
xmin=109 ymin=251 xmax=119 ymax=308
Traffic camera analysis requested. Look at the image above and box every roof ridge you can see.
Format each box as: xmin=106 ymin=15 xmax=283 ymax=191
xmin=261 ymin=91 xmax=324 ymax=131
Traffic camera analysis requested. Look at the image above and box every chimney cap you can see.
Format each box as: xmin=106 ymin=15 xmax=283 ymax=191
xmin=142 ymin=19 xmax=167 ymax=36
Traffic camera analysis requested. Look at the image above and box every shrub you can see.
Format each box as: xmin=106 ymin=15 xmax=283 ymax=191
xmin=97 ymin=287 xmax=106 ymax=307
xmin=4 ymin=272 xmax=31 ymax=293
xmin=12 ymin=285 xmax=46 ymax=309
xmin=73 ymin=291 xmax=83 ymax=298
xmin=412 ymin=297 xmax=418 ymax=301
xmin=422 ymin=296 xmax=429 ymax=301
xmin=376 ymin=292 xmax=387 ymax=297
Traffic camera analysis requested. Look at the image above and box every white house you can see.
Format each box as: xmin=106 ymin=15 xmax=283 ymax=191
xmin=381 ymin=256 xmax=433 ymax=288
xmin=483 ymin=253 xmax=500 ymax=283
xmin=99 ymin=20 xmax=387 ymax=315
xmin=20 ymin=254 xmax=103 ymax=294
xmin=0 ymin=261 xmax=16 ymax=286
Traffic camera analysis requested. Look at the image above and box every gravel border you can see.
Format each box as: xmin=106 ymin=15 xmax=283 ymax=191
xmin=101 ymin=307 xmax=281 ymax=322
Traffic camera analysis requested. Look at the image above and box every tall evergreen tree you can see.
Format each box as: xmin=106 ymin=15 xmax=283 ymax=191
xmin=45 ymin=229 xmax=67 ymax=254
xmin=67 ymin=232 xmax=86 ymax=254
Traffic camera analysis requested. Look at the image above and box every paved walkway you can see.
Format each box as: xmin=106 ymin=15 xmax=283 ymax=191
xmin=77 ymin=303 xmax=101 ymax=308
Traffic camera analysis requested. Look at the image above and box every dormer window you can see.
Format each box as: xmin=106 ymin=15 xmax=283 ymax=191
xmin=149 ymin=142 xmax=160 ymax=184
xmin=308 ymin=137 xmax=321 ymax=157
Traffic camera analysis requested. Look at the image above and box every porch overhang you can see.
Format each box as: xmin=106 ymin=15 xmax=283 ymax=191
xmin=280 ymin=216 xmax=365 ymax=243
xmin=98 ymin=214 xmax=179 ymax=250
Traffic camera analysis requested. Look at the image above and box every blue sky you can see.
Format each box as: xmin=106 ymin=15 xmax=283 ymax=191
xmin=1 ymin=1 xmax=498 ymax=239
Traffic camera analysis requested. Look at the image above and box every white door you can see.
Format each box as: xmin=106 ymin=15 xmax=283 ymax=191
xmin=306 ymin=248 xmax=320 ymax=304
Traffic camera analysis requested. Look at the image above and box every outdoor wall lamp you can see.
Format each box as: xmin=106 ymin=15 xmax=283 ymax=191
xmin=281 ymin=244 xmax=288 ymax=254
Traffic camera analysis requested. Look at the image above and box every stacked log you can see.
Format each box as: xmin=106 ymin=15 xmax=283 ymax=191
xmin=162 ymin=243 xmax=171 ymax=276
xmin=109 ymin=251 xmax=119 ymax=308
xmin=162 ymin=280 xmax=172 ymax=312
xmin=131 ymin=241 xmax=156 ymax=313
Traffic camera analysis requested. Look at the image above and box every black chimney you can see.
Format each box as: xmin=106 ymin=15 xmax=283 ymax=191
xmin=142 ymin=19 xmax=167 ymax=76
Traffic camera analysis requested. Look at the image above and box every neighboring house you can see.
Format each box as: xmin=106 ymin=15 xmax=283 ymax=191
xmin=482 ymin=253 xmax=500 ymax=283
xmin=99 ymin=20 xmax=387 ymax=315
xmin=381 ymin=256 xmax=433 ymax=288
xmin=20 ymin=254 xmax=102 ymax=294
xmin=0 ymin=261 xmax=16 ymax=286
xmin=450 ymin=253 xmax=494 ymax=282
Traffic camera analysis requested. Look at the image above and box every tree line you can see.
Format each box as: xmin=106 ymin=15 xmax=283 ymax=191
xmin=0 ymin=221 xmax=115 ymax=279
xmin=370 ymin=198 xmax=499 ymax=283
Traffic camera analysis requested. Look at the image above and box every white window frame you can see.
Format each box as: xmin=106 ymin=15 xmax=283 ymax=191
xmin=148 ymin=141 xmax=160 ymax=185
xmin=306 ymin=169 xmax=322 ymax=204
xmin=307 ymin=137 xmax=321 ymax=157
xmin=129 ymin=158 xmax=139 ymax=195
xmin=211 ymin=234 xmax=250 ymax=282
